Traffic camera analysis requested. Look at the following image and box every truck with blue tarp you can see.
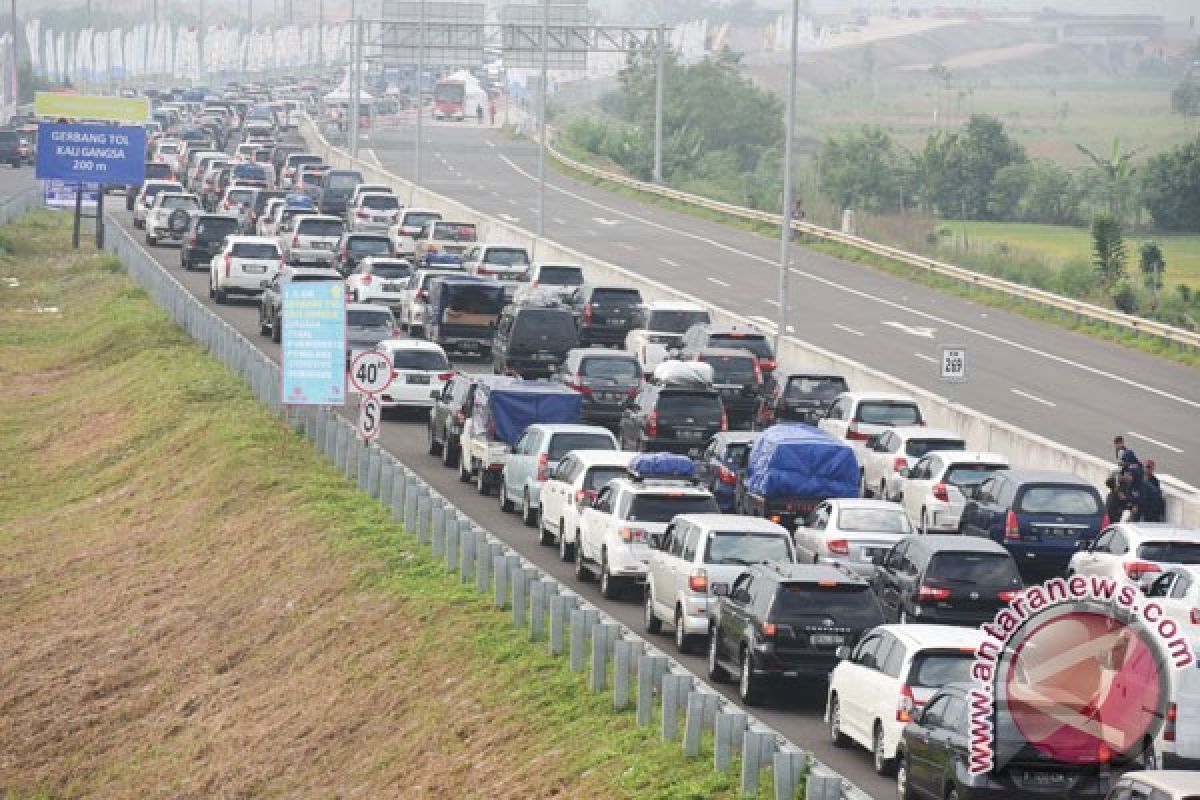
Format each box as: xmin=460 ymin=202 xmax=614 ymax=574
xmin=427 ymin=275 xmax=507 ymax=358
xmin=737 ymin=424 xmax=859 ymax=529
xmin=458 ymin=377 xmax=583 ymax=494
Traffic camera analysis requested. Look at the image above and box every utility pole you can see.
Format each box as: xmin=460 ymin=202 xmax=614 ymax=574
xmin=536 ymin=0 xmax=548 ymax=236
xmin=317 ymin=0 xmax=324 ymax=69
xmin=414 ymin=0 xmax=424 ymax=189
xmin=776 ymin=0 xmax=800 ymax=353
xmin=198 ymin=0 xmax=205 ymax=85
xmin=653 ymin=23 xmax=665 ymax=184
xmin=349 ymin=16 xmax=360 ymax=159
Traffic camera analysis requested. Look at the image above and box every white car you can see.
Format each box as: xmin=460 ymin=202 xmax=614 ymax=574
xmin=258 ymin=198 xmax=287 ymax=236
xmin=624 ymin=301 xmax=712 ymax=377
xmin=145 ymin=191 xmax=202 ymax=246
xmin=373 ymin=338 xmax=452 ymax=412
xmin=1068 ymin=524 xmax=1200 ymax=590
xmin=498 ymin=424 xmax=619 ymax=530
xmin=540 ymin=450 xmax=634 ymax=558
xmin=1104 ymin=772 xmax=1200 ymax=800
xmin=348 ymin=192 xmax=402 ymax=232
xmin=387 ymin=208 xmax=442 ymax=256
xmin=827 ymin=624 xmax=983 ymax=775
xmin=793 ymin=498 xmax=914 ymax=578
xmin=1145 ymin=565 xmax=1200 ymax=630
xmin=859 ymin=426 xmax=965 ymax=501
xmin=897 ymin=451 xmax=1010 ymax=534
xmin=345 ymin=257 xmax=414 ymax=306
xmin=461 ymin=243 xmax=532 ymax=284
xmin=574 ymin=474 xmax=720 ymax=600
xmin=281 ymin=213 xmax=345 ymax=266
xmin=209 ymin=235 xmax=282 ymax=304
xmin=818 ymin=391 xmax=926 ymax=448
xmin=514 ymin=263 xmax=585 ymax=303
xmin=644 ymin=514 xmax=794 ymax=653
xmin=132 ymin=179 xmax=183 ymax=229
xmin=347 ymin=183 xmax=395 ymax=208
xmin=399 ymin=268 xmax=463 ymax=335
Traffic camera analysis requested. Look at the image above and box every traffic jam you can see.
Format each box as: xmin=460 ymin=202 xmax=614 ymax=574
xmin=114 ymin=82 xmax=1198 ymax=800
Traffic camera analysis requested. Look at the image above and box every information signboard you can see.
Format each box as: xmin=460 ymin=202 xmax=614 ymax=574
xmin=35 ymin=123 xmax=146 ymax=185
xmin=43 ymin=180 xmax=99 ymax=209
xmin=34 ymin=92 xmax=150 ymax=124
xmin=281 ymin=281 xmax=347 ymax=406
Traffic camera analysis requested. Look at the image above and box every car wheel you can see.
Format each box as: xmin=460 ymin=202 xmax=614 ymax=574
xmin=477 ymin=466 xmax=492 ymax=496
xmin=214 ymin=287 xmax=227 ymax=305
xmin=600 ymin=554 xmax=621 ymax=600
xmin=920 ymin=509 xmax=929 ymax=535
xmin=573 ymin=535 xmax=592 ymax=581
xmin=558 ymin=525 xmax=575 ymax=562
xmin=458 ymin=455 xmax=471 ymax=484
xmin=146 ymin=233 xmax=156 ymax=246
xmin=208 ymin=280 xmax=215 ymax=299
xmin=499 ymin=479 xmax=514 ymax=511
xmin=829 ymin=695 xmax=850 ymax=747
xmin=259 ymin=310 xmax=270 ymax=336
xmin=739 ymin=646 xmax=765 ymax=706
xmin=441 ymin=436 xmax=458 ymax=468
xmin=707 ymin=631 xmax=730 ymax=682
xmin=674 ymin=606 xmax=696 ymax=654
xmin=644 ymin=589 xmax=662 ymax=634
xmin=427 ymin=425 xmax=442 ymax=456
xmin=537 ymin=508 xmax=554 ymax=546
xmin=873 ymin=722 xmax=895 ymax=776
xmin=896 ymin=750 xmax=913 ymax=800
xmin=947 ymin=788 xmax=959 ymax=800
xmin=522 ymin=491 xmax=537 ymax=528
xmin=271 ymin=317 xmax=281 ymax=343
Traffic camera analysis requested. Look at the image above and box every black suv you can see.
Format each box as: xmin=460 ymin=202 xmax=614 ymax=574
xmin=428 ymin=372 xmax=481 ymax=468
xmin=692 ymin=348 xmax=763 ymax=430
xmin=872 ymin=535 xmax=1022 ymax=627
xmin=567 ymin=284 xmax=644 ymax=347
xmin=680 ymin=323 xmax=777 ymax=373
xmin=619 ymin=374 xmax=725 ymax=456
xmin=492 ymin=302 xmax=579 ymax=378
xmin=551 ymin=348 xmax=642 ymax=428
xmin=316 ymin=169 xmax=364 ymax=215
xmin=179 ymin=213 xmax=240 ymax=270
xmin=709 ymin=563 xmax=884 ymax=706
xmin=0 ymin=129 xmax=24 ymax=168
xmin=757 ymin=373 xmax=849 ymax=427
xmin=334 ymin=232 xmax=394 ymax=275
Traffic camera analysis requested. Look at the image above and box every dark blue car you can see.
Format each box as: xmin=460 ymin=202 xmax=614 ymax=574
xmin=958 ymin=469 xmax=1106 ymax=583
xmin=696 ymin=432 xmax=759 ymax=513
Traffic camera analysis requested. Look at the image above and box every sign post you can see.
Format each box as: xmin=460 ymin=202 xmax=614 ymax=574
xmin=939 ymin=344 xmax=968 ymax=405
xmin=281 ymin=280 xmax=348 ymax=454
xmin=348 ymin=351 xmax=394 ymax=442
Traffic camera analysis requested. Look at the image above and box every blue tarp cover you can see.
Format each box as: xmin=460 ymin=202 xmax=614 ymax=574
xmin=473 ymin=379 xmax=582 ymax=446
xmin=744 ymin=424 xmax=859 ymax=499
xmin=629 ymin=453 xmax=695 ymax=480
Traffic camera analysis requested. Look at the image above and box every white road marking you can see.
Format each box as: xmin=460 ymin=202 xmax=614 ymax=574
xmin=833 ymin=323 xmax=864 ymax=337
xmin=617 ymin=242 xmax=635 ymax=251
xmin=659 ymin=257 xmax=679 ymax=267
xmin=592 ymin=217 xmax=621 ymax=226
xmin=913 ymin=353 xmax=937 ymax=364
xmin=496 ymin=154 xmax=1200 ymax=412
xmin=764 ymin=298 xmax=779 ymax=307
xmin=1010 ymin=388 xmax=1057 ymax=408
xmin=498 ymin=213 xmax=520 ymax=224
xmin=882 ymin=320 xmax=937 ymax=338
xmin=485 ymin=140 xmax=496 ymax=148
xmin=707 ymin=277 xmax=730 ymax=288
xmin=1127 ymin=431 xmax=1184 ymax=454
xmin=529 ymin=207 xmax=540 ymax=214
xmin=552 ymin=217 xmax=567 ymax=226
xmin=748 ymin=316 xmax=777 ymax=329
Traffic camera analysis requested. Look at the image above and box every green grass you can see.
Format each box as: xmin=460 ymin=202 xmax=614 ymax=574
xmin=0 ymin=213 xmax=792 ymax=798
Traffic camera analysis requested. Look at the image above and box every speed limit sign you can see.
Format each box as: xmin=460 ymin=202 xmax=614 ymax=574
xmin=349 ymin=351 xmax=394 ymax=395
xmin=939 ymin=345 xmax=968 ymax=384
xmin=357 ymin=394 xmax=382 ymax=441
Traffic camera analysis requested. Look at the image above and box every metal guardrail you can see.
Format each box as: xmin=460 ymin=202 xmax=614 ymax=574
xmin=544 ymin=141 xmax=1200 ymax=352
xmin=97 ymin=214 xmax=870 ymax=800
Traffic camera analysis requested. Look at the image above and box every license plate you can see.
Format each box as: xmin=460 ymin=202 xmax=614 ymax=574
xmin=677 ymin=430 xmax=703 ymax=441
xmin=384 ymin=283 xmax=405 ymax=291
xmin=243 ymin=264 xmax=268 ymax=273
xmin=687 ymin=447 xmax=701 ymax=458
xmin=533 ymin=352 xmax=557 ymax=361
xmin=810 ymin=634 xmax=844 ymax=646
xmin=458 ymin=341 xmax=479 ymax=352
xmin=606 ymin=318 xmax=626 ymax=326
xmin=312 ymin=241 xmax=333 ymax=250
xmin=406 ymin=374 xmax=431 ymax=384
xmin=1022 ymin=771 xmax=1066 ymax=786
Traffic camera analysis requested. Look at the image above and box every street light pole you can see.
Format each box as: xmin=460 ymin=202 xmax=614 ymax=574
xmin=776 ymin=0 xmax=799 ymax=353
xmin=317 ymin=0 xmax=323 ymax=68
xmin=414 ymin=0 xmax=424 ymax=189
xmin=536 ymin=0 xmax=548 ymax=237
xmin=653 ymin=23 xmax=664 ymax=184
xmin=349 ymin=16 xmax=360 ymax=159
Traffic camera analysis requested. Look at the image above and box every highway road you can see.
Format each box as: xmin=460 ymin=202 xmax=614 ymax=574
xmin=366 ymin=123 xmax=1200 ymax=487
xmin=0 ymin=170 xmax=39 ymax=202
xmin=107 ymin=204 xmax=900 ymax=800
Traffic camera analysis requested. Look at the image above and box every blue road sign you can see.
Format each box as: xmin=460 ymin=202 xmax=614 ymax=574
xmin=43 ymin=180 xmax=99 ymax=209
xmin=35 ymin=123 xmax=146 ymax=185
xmin=281 ymin=281 xmax=347 ymax=406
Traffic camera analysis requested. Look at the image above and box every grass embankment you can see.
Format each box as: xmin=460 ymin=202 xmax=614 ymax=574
xmin=0 ymin=213 xmax=767 ymax=799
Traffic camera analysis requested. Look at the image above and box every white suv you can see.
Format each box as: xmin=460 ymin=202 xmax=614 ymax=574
xmin=132 ymin=179 xmax=183 ymax=229
xmin=282 ymin=214 xmax=345 ymax=266
xmin=625 ymin=301 xmax=712 ymax=377
xmin=498 ymin=425 xmax=619 ymax=530
xmin=827 ymin=624 xmax=983 ymax=776
xmin=387 ymin=208 xmax=442 ymax=256
xmin=644 ymin=514 xmax=793 ymax=653
xmin=209 ymin=235 xmax=282 ymax=304
xmin=818 ymin=392 xmax=925 ymax=449
xmin=145 ymin=192 xmax=202 ymax=246
xmin=858 ymin=426 xmax=965 ymax=501
xmin=574 ymin=473 xmax=719 ymax=600
xmin=540 ymin=450 xmax=634 ymax=559
xmin=897 ymin=451 xmax=1009 ymax=534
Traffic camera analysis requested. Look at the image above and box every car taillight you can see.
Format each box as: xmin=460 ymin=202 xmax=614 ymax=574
xmin=486 ymin=419 xmax=495 ymax=439
xmin=530 ymin=280 xmax=538 ymax=288
xmin=278 ymin=257 xmax=285 ymax=270
xmin=339 ymin=247 xmax=348 ymax=259
xmin=189 ymin=234 xmax=198 ymax=245
xmin=436 ymin=371 xmax=454 ymax=381
xmin=998 ymin=589 xmax=1021 ymax=603
xmin=897 ymin=685 xmax=920 ymax=722
xmin=931 ymin=482 xmax=950 ymax=502
xmin=759 ymin=358 xmax=776 ymax=372
xmin=828 ymin=539 xmax=849 ymax=556
xmin=224 ymin=254 xmax=231 ymax=278
xmin=720 ymin=411 xmax=728 ymax=432
xmin=893 ymin=456 xmax=908 ymax=473
xmin=1124 ymin=561 xmax=1162 ymax=580
xmin=292 ymin=234 xmax=299 ymax=248
xmin=1100 ymin=514 xmax=1110 ymax=529
xmin=717 ymin=465 xmax=737 ymax=485
xmin=760 ymin=622 xmax=777 ymax=638
xmin=574 ymin=488 xmax=596 ymax=506
xmin=688 ymin=571 xmax=708 ymax=593
xmin=357 ymin=210 xmax=369 ymax=218
xmin=362 ymin=274 xmax=373 ymax=285
xmin=917 ymin=585 xmax=951 ymax=602
xmin=1191 ymin=608 xmax=1200 ymax=625
xmin=646 ymin=411 xmax=658 ymax=437
xmin=536 ymin=453 xmax=549 ymax=482
xmin=1162 ymin=702 xmax=1177 ymax=741
xmin=846 ymin=427 xmax=870 ymax=441
xmin=392 ymin=328 xmax=404 ymax=336
xmin=478 ymin=265 xmax=493 ymax=276
xmin=583 ymin=302 xmax=592 ymax=323
xmin=417 ymin=289 xmax=428 ymax=300
xmin=1005 ymin=510 xmax=1021 ymax=541
xmin=753 ymin=362 xmax=763 ymax=385
xmin=619 ymin=526 xmax=646 ymax=543
xmin=567 ymin=382 xmax=594 ymax=399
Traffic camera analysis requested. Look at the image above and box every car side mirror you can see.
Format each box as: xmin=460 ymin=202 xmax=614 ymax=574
xmin=836 ymin=646 xmax=852 ymax=661
xmin=711 ymin=582 xmax=730 ymax=597
xmin=898 ymin=466 xmax=910 ymax=478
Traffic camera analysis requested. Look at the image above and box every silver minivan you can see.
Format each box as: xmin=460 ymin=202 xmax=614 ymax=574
xmin=282 ymin=214 xmax=345 ymax=266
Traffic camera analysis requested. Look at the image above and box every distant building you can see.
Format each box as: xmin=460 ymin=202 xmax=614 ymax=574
xmin=1033 ymin=13 xmax=1166 ymax=46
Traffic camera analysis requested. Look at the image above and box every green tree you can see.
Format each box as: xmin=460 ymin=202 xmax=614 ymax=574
xmin=1075 ymin=137 xmax=1144 ymax=224
xmin=817 ymin=126 xmax=909 ymax=212
xmin=1141 ymin=134 xmax=1200 ymax=233
xmin=1172 ymin=81 xmax=1200 ymax=117
xmin=914 ymin=114 xmax=1027 ymax=220
xmin=1091 ymin=214 xmax=1128 ymax=295
xmin=1139 ymin=240 xmax=1166 ymax=301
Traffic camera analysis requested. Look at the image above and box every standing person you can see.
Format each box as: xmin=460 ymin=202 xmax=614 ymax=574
xmin=476 ymin=103 xmax=484 ymax=124
xmin=1116 ymin=471 xmax=1142 ymax=522
xmin=489 ymin=100 xmax=496 ymax=126
xmin=1141 ymin=459 xmax=1166 ymax=522
xmin=1113 ymin=435 xmax=1129 ymax=465
xmin=1104 ymin=475 xmax=1125 ymax=523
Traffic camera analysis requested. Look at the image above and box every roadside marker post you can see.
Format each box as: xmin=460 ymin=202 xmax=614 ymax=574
xmin=938 ymin=343 xmax=968 ymax=406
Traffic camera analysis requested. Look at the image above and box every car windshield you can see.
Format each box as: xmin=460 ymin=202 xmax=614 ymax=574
xmin=289 ymin=155 xmax=322 ymax=168
xmin=1017 ymin=486 xmax=1101 ymax=515
xmin=537 ymin=266 xmax=584 ymax=285
xmin=347 ymin=310 xmax=394 ymax=328
xmin=433 ymin=222 xmax=477 ymax=242
xmin=231 ymin=242 xmax=279 ymax=258
xmin=907 ymin=438 xmax=965 ymax=458
xmin=362 ymin=195 xmax=399 ymax=210
xmin=657 ymin=392 xmax=723 ymax=422
xmin=443 ymin=284 xmax=506 ymax=314
xmin=369 ymin=263 xmax=411 ymax=279
xmin=838 ymin=508 xmax=912 ymax=533
xmin=701 ymin=355 xmax=757 ymax=385
xmin=547 ymin=433 xmax=616 ymax=461
xmin=926 ymin=553 xmax=1021 ymax=586
xmin=723 ymin=443 xmax=751 ymax=466
xmin=349 ymin=237 xmax=391 ymax=254
xmin=626 ymin=493 xmax=719 ymax=523
xmin=327 ymin=172 xmax=362 ymax=190
xmin=592 ymin=288 xmax=642 ymax=306
xmin=908 ymin=652 xmax=975 ymax=689
xmin=393 ymin=349 xmax=450 ymax=371
xmin=298 ymin=219 xmax=344 ymax=237
xmin=146 ymin=163 xmax=173 ymax=179
xmin=709 ymin=334 xmax=771 ymax=359
xmin=783 ymin=376 xmax=848 ymax=401
xmin=584 ymin=466 xmax=629 ymax=492
xmin=402 ymin=212 xmax=440 ymax=229
xmin=943 ymin=463 xmax=1007 ymax=486
xmin=512 ymin=310 xmax=578 ymax=344
xmin=1136 ymin=542 xmax=1200 ymax=564
xmin=195 ymin=218 xmax=238 ymax=236
xmin=484 ymin=248 xmax=529 ymax=266
xmin=146 ymin=183 xmax=181 ymax=199
xmin=227 ymin=189 xmax=255 ymax=206
xmin=856 ymin=402 xmax=922 ymax=426
xmin=162 ymin=196 xmax=198 ymax=209
xmin=580 ymin=357 xmax=640 ymax=383
xmin=647 ymin=310 xmax=709 ymax=333
xmin=705 ymin=533 xmax=792 ymax=565
xmin=773 ymin=584 xmax=882 ymax=623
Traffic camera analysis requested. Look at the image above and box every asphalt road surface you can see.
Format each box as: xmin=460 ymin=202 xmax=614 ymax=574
xmin=107 ymin=204 xmax=900 ymax=800
xmin=366 ymin=123 xmax=1200 ymax=487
